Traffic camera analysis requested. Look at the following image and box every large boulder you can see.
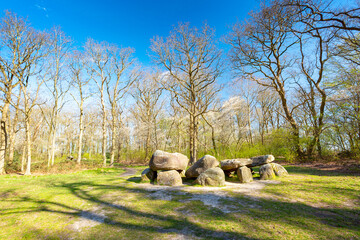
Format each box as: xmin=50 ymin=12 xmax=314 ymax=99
xmin=157 ymin=170 xmax=182 ymax=186
xmin=247 ymin=155 xmax=275 ymax=168
xmin=237 ymin=166 xmax=253 ymax=183
xmin=270 ymin=163 xmax=289 ymax=177
xmin=220 ymin=158 xmax=252 ymax=172
xmin=194 ymin=167 xmax=225 ymax=186
xmin=220 ymin=155 xmax=275 ymax=171
xmin=259 ymin=163 xmax=275 ymax=180
xmin=185 ymin=155 xmax=219 ymax=178
xmin=149 ymin=150 xmax=189 ymax=171
xmin=141 ymin=168 xmax=157 ymax=182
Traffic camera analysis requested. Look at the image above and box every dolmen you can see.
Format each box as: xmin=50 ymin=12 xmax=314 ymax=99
xmin=141 ymin=150 xmax=189 ymax=186
xmin=141 ymin=150 xmax=288 ymax=187
xmin=141 ymin=151 xmax=224 ymax=186
xmin=186 ymin=155 xmax=224 ymax=186
xmin=220 ymin=155 xmax=288 ymax=182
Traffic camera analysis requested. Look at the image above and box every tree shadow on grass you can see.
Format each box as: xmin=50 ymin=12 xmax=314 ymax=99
xmin=126 ymin=177 xmax=142 ymax=183
xmin=1 ymin=180 xmax=259 ymax=239
xmin=1 ymin=179 xmax=360 ymax=239
xmin=285 ymin=165 xmax=360 ymax=177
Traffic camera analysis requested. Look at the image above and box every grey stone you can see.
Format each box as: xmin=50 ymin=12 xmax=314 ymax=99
xmin=220 ymin=155 xmax=275 ymax=171
xmin=270 ymin=163 xmax=289 ymax=177
xmin=237 ymin=166 xmax=253 ymax=183
xmin=220 ymin=158 xmax=252 ymax=171
xmin=141 ymin=168 xmax=157 ymax=182
xmin=194 ymin=167 xmax=225 ymax=186
xmin=259 ymin=163 xmax=275 ymax=180
xmin=149 ymin=150 xmax=189 ymax=171
xmin=247 ymin=155 xmax=275 ymax=167
xmin=185 ymin=155 xmax=219 ymax=178
xmin=157 ymin=170 xmax=182 ymax=186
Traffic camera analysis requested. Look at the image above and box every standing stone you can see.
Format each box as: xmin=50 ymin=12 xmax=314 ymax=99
xmin=220 ymin=158 xmax=252 ymax=172
xmin=149 ymin=150 xmax=189 ymax=171
xmin=247 ymin=155 xmax=275 ymax=168
xmin=194 ymin=167 xmax=225 ymax=186
xmin=177 ymin=170 xmax=186 ymax=177
xmin=157 ymin=170 xmax=182 ymax=186
xmin=270 ymin=163 xmax=289 ymax=177
xmin=237 ymin=166 xmax=253 ymax=183
xmin=185 ymin=155 xmax=219 ymax=178
xmin=141 ymin=168 xmax=157 ymax=182
xmin=259 ymin=163 xmax=275 ymax=180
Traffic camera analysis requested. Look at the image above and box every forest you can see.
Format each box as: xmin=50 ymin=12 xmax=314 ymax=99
xmin=0 ymin=0 xmax=359 ymax=175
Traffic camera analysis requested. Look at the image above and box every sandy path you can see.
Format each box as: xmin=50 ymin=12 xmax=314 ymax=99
xmin=119 ymin=168 xmax=137 ymax=177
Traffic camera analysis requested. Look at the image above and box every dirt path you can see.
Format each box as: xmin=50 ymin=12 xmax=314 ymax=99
xmin=119 ymin=168 xmax=137 ymax=177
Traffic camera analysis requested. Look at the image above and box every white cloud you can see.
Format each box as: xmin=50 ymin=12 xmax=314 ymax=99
xmin=35 ymin=4 xmax=49 ymax=18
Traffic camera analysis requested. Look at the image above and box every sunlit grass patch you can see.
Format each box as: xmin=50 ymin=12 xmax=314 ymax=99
xmin=0 ymin=165 xmax=359 ymax=239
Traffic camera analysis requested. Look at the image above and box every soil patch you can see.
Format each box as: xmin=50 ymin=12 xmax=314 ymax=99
xmin=72 ymin=206 xmax=108 ymax=232
xmin=119 ymin=168 xmax=137 ymax=177
xmin=291 ymin=160 xmax=360 ymax=175
xmin=134 ymin=180 xmax=280 ymax=213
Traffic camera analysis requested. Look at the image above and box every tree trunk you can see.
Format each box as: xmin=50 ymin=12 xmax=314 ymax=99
xmin=193 ymin=117 xmax=198 ymax=163
xmin=110 ymin=112 xmax=116 ymax=166
xmin=51 ymin=126 xmax=56 ymax=166
xmin=24 ymin=111 xmax=32 ymax=176
xmin=145 ymin=123 xmax=150 ymax=161
xmin=277 ymin=87 xmax=303 ymax=159
xmin=210 ymin=124 xmax=217 ymax=156
xmin=77 ymin=102 xmax=84 ymax=164
xmin=202 ymin=115 xmax=217 ymax=156
xmin=8 ymin=94 xmax=20 ymax=165
xmin=21 ymin=144 xmax=26 ymax=173
xmin=8 ymin=131 xmax=15 ymax=165
xmin=177 ymin=122 xmax=181 ymax=152
xmin=101 ymin=91 xmax=107 ymax=167
xmin=47 ymin=129 xmax=52 ymax=167
xmin=189 ymin=114 xmax=198 ymax=164
xmin=292 ymin=127 xmax=303 ymax=160
xmin=247 ymin=105 xmax=253 ymax=146
xmin=0 ymin=102 xmax=9 ymax=175
xmin=117 ymin=137 xmax=122 ymax=163
xmin=189 ymin=114 xmax=194 ymax=164
xmin=154 ymin=118 xmax=158 ymax=150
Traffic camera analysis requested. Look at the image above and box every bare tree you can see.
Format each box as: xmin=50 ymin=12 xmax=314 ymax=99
xmin=0 ymin=11 xmax=48 ymax=174
xmin=255 ymin=87 xmax=279 ymax=145
xmin=284 ymin=0 xmax=360 ymax=32
xmin=151 ymin=22 xmax=223 ymax=164
xmin=106 ymin=46 xmax=134 ymax=166
xmin=0 ymin=12 xmax=23 ymax=174
xmin=284 ymin=0 xmax=339 ymax=156
xmin=44 ymin=27 xmax=71 ymax=167
xmin=69 ymin=50 xmax=92 ymax=164
xmin=20 ymin=53 xmax=48 ymax=175
xmin=85 ymin=38 xmax=112 ymax=167
xmin=7 ymin=89 xmax=22 ymax=165
xmin=130 ymin=69 xmax=163 ymax=160
xmin=227 ymin=1 xmax=305 ymax=157
xmin=232 ymin=79 xmax=260 ymax=146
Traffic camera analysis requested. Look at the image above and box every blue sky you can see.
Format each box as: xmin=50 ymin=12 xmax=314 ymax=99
xmin=1 ymin=0 xmax=260 ymax=64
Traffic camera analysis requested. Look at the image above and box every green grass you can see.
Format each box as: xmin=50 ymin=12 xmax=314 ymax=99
xmin=0 ymin=165 xmax=359 ymax=239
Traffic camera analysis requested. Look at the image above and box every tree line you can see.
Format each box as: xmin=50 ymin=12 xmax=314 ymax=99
xmin=0 ymin=0 xmax=359 ymax=175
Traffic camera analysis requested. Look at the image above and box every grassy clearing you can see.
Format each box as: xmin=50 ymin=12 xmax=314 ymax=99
xmin=0 ymin=165 xmax=359 ymax=239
